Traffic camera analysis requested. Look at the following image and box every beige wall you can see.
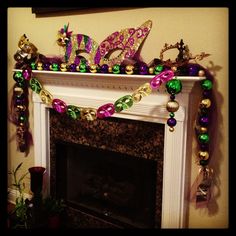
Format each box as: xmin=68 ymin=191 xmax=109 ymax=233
xmin=7 ymin=7 xmax=228 ymax=228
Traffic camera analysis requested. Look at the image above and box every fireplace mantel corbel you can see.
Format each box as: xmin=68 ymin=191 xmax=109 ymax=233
xmin=14 ymin=69 xmax=204 ymax=228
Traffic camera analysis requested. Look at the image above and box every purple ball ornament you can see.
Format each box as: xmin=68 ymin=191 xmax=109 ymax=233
xmin=43 ymin=63 xmax=51 ymax=71
xmin=52 ymin=99 xmax=67 ymax=113
xmin=139 ymin=62 xmax=148 ymax=75
xmin=188 ymin=64 xmax=200 ymax=76
xmin=100 ymin=64 xmax=109 ymax=73
xmin=199 ymin=115 xmax=209 ymax=127
xmin=22 ymin=67 xmax=32 ymax=81
xmin=69 ymin=63 xmax=77 ymax=72
xmin=167 ymin=117 xmax=177 ymax=127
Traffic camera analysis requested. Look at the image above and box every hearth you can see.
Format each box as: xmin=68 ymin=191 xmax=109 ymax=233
xmin=49 ymin=109 xmax=164 ymax=228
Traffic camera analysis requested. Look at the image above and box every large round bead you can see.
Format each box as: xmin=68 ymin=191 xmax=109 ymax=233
xmin=154 ymin=64 xmax=163 ymax=74
xmin=97 ymin=103 xmax=115 ymax=119
xmin=125 ymin=65 xmax=134 ymax=75
xmin=167 ymin=117 xmax=177 ymax=127
xmin=37 ymin=62 xmax=43 ymax=70
xmin=67 ymin=105 xmax=81 ymax=119
xmin=69 ymin=63 xmax=77 ymax=72
xmin=198 ymin=133 xmax=210 ymax=143
xmin=112 ymin=64 xmax=120 ymax=74
xmin=166 ymin=79 xmax=182 ymax=94
xmin=100 ymin=64 xmax=109 ymax=73
xmin=166 ymin=100 xmax=179 ymax=112
xmin=60 ymin=63 xmax=67 ymax=72
xmin=89 ymin=64 xmax=97 ymax=73
xmin=52 ymin=99 xmax=67 ymax=113
xmin=50 ymin=63 xmax=59 ymax=71
xmin=39 ymin=89 xmax=53 ymax=105
xmin=29 ymin=78 xmax=42 ymax=94
xmin=139 ymin=63 xmax=148 ymax=75
xmin=198 ymin=151 xmax=209 ymax=160
xmin=79 ymin=63 xmax=87 ymax=73
xmin=148 ymin=67 xmax=154 ymax=75
xmin=13 ymin=71 xmax=24 ymax=84
xmin=114 ymin=95 xmax=133 ymax=112
xmin=201 ymin=79 xmax=213 ymax=90
xmin=188 ymin=64 xmax=199 ymax=76
xmin=81 ymin=108 xmax=97 ymax=121
xmin=199 ymin=115 xmax=209 ymax=127
xmin=200 ymin=98 xmax=211 ymax=108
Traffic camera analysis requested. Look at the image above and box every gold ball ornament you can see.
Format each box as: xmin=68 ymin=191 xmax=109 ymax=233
xmin=200 ymin=98 xmax=211 ymax=108
xmin=60 ymin=63 xmax=67 ymax=72
xmin=199 ymin=126 xmax=208 ymax=133
xmin=37 ymin=62 xmax=43 ymax=70
xmin=198 ymin=151 xmax=209 ymax=160
xmin=108 ymin=66 xmax=113 ymax=73
xmin=89 ymin=64 xmax=97 ymax=73
xmin=166 ymin=100 xmax=179 ymax=112
xmin=169 ymin=127 xmax=175 ymax=132
xmin=148 ymin=67 xmax=154 ymax=75
xmin=171 ymin=66 xmax=177 ymax=72
xmin=125 ymin=65 xmax=134 ymax=75
xmin=76 ymin=65 xmax=80 ymax=72
xmin=198 ymin=70 xmax=205 ymax=77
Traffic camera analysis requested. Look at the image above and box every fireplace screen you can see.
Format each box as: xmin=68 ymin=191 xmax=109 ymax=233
xmin=56 ymin=141 xmax=157 ymax=228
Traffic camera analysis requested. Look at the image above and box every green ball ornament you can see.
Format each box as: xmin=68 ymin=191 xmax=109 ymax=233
xmin=112 ymin=64 xmax=120 ymax=74
xmin=198 ymin=133 xmax=210 ymax=143
xmin=79 ymin=63 xmax=87 ymax=73
xmin=166 ymin=79 xmax=182 ymax=94
xmin=31 ymin=62 xmax=37 ymax=70
xmin=201 ymin=79 xmax=213 ymax=90
xmin=154 ymin=64 xmax=163 ymax=74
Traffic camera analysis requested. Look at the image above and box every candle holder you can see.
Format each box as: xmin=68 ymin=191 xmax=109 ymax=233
xmin=28 ymin=166 xmax=46 ymax=195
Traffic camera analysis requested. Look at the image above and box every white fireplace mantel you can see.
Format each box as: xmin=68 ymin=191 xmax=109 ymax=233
xmin=14 ymin=69 xmax=204 ymax=228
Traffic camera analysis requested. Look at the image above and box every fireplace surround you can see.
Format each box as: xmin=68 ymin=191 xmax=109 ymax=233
xmin=19 ymin=69 xmax=204 ymax=228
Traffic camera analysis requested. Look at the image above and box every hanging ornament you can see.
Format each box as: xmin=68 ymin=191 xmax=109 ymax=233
xmin=166 ymin=78 xmax=182 ymax=131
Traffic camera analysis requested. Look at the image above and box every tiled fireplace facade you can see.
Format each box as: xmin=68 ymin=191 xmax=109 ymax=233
xmin=27 ymin=70 xmax=203 ymax=228
xmin=49 ymin=109 xmax=164 ymax=228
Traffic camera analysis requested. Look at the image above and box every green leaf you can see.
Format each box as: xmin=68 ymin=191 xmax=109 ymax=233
xmin=18 ymin=172 xmax=29 ymax=183
xmin=14 ymin=162 xmax=23 ymax=174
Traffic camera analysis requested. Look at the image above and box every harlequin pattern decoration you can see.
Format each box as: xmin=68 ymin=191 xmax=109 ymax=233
xmin=57 ymin=20 xmax=152 ymax=67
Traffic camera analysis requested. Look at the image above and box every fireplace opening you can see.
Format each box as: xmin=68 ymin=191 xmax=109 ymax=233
xmin=55 ymin=141 xmax=157 ymax=228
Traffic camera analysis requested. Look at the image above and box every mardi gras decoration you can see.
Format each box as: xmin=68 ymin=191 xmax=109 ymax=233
xmin=11 ymin=22 xmax=215 ymax=210
xmin=57 ymin=20 xmax=152 ymax=67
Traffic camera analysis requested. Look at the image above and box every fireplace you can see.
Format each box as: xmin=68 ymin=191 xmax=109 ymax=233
xmin=49 ymin=110 xmax=164 ymax=228
xmin=26 ymin=70 xmax=204 ymax=228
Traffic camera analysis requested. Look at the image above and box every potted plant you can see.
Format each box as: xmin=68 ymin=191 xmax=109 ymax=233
xmin=43 ymin=196 xmax=65 ymax=228
xmin=8 ymin=162 xmax=31 ymax=229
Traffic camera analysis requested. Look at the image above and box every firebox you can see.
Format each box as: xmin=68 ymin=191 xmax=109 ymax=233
xmin=55 ymin=141 xmax=157 ymax=228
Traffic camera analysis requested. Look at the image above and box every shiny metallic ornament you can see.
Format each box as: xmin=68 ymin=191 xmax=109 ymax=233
xmin=200 ymin=98 xmax=211 ymax=109
xmin=39 ymin=89 xmax=53 ymax=105
xmin=67 ymin=105 xmax=81 ymax=120
xmin=169 ymin=127 xmax=175 ymax=132
xmin=37 ymin=62 xmax=43 ymax=70
xmin=60 ymin=63 xmax=67 ymax=72
xmin=199 ymin=126 xmax=208 ymax=133
xmin=166 ymin=100 xmax=179 ymax=112
xmin=171 ymin=66 xmax=177 ymax=72
xmin=125 ymin=65 xmax=134 ymax=75
xmin=89 ymin=64 xmax=97 ymax=73
xmin=198 ymin=70 xmax=205 ymax=77
xmin=198 ymin=151 xmax=209 ymax=160
xmin=108 ymin=66 xmax=113 ymax=73
xmin=148 ymin=67 xmax=154 ymax=74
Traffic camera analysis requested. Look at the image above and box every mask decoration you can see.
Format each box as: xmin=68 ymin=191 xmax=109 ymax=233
xmin=14 ymin=34 xmax=38 ymax=64
xmin=57 ymin=20 xmax=152 ymax=67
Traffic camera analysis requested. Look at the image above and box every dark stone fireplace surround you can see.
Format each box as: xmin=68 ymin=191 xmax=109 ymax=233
xmin=49 ymin=109 xmax=165 ymax=228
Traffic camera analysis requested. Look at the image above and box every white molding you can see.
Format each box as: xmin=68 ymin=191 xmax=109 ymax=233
xmin=13 ymin=70 xmax=204 ymax=228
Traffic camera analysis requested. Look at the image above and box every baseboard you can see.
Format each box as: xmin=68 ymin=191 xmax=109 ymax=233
xmin=7 ymin=188 xmax=32 ymax=205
